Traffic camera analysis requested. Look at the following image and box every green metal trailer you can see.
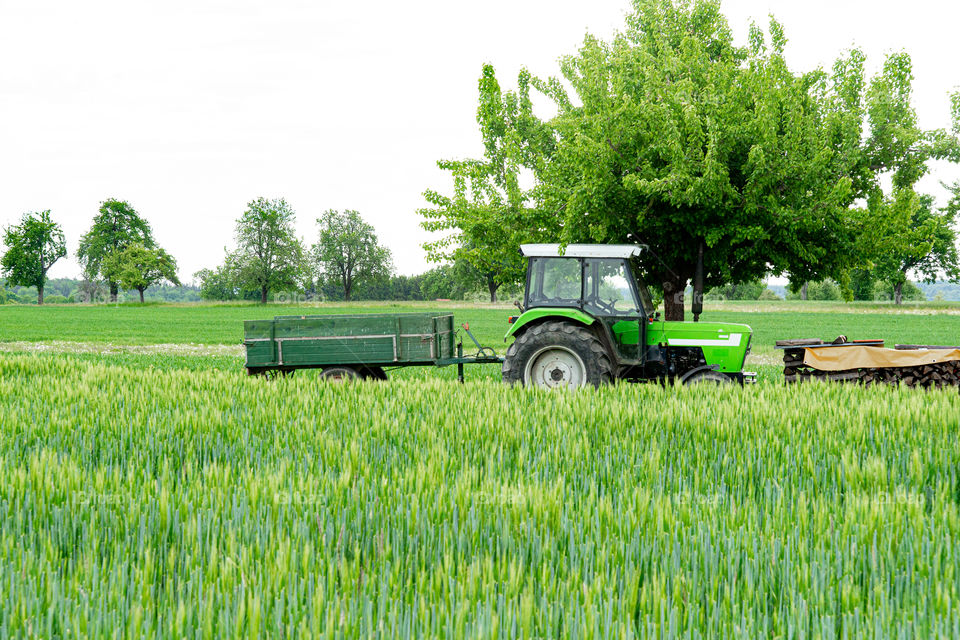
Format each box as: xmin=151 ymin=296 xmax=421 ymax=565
xmin=243 ymin=312 xmax=501 ymax=380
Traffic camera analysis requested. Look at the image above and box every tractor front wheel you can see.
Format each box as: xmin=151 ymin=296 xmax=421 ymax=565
xmin=502 ymin=321 xmax=613 ymax=389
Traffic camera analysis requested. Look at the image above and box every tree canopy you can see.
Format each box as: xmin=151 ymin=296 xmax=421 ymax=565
xmin=77 ymin=199 xmax=155 ymax=301
xmin=1 ymin=210 xmax=67 ymax=305
xmin=314 ymin=209 xmax=392 ymax=301
xmin=234 ymin=197 xmax=306 ymax=304
xmin=103 ymin=243 xmax=180 ymax=303
xmin=533 ymin=0 xmax=870 ymax=319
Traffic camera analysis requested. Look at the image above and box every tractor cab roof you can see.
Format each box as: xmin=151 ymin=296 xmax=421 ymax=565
xmin=520 ymin=244 xmax=645 ymax=259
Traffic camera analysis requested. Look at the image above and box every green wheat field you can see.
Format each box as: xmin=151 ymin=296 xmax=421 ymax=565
xmin=1 ymin=301 xmax=959 ymax=638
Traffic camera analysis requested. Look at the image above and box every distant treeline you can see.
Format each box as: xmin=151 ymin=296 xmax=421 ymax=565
xmin=0 ymin=268 xmax=524 ymax=305
xmin=0 ymin=278 xmax=201 ymax=305
xmin=6 ymin=275 xmax=949 ymax=304
xmin=197 ymin=264 xmax=523 ymax=304
xmin=713 ymin=278 xmax=937 ymax=302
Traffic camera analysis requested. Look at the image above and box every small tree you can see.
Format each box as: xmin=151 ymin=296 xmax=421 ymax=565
xmin=235 ymin=198 xmax=305 ymax=304
xmin=77 ymin=199 xmax=155 ymax=302
xmin=873 ymin=190 xmax=960 ymax=304
xmin=194 ymin=264 xmax=237 ymax=301
xmin=708 ymin=280 xmax=766 ymax=301
xmin=313 ymin=209 xmax=393 ymax=301
xmin=786 ymin=280 xmax=843 ymax=301
xmin=103 ymin=243 xmax=180 ymax=303
xmin=419 ymin=265 xmax=467 ymax=300
xmin=858 ymin=54 xmax=960 ymax=304
xmin=1 ymin=210 xmax=67 ymax=305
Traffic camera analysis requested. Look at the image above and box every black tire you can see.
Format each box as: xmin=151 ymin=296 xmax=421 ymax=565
xmin=251 ymin=368 xmax=293 ymax=380
xmin=683 ymin=370 xmax=733 ymax=385
xmin=320 ymin=366 xmax=360 ymax=382
xmin=502 ymin=321 xmax=613 ymax=389
xmin=359 ymin=366 xmax=388 ymax=381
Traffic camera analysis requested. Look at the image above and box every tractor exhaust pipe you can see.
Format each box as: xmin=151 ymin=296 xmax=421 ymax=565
xmin=692 ymin=240 xmax=704 ymax=322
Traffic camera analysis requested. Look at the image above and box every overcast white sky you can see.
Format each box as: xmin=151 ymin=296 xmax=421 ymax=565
xmin=2 ymin=0 xmax=959 ymax=281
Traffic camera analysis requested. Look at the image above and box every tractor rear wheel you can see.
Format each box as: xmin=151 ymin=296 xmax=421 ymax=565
xmin=502 ymin=321 xmax=613 ymax=389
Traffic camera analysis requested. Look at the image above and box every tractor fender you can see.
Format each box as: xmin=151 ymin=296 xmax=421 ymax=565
xmin=678 ymin=364 xmax=721 ymax=384
xmin=504 ymin=308 xmax=596 ymax=342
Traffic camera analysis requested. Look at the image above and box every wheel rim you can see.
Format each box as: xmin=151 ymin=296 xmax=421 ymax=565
xmin=322 ymin=367 xmax=358 ymax=383
xmin=523 ymin=346 xmax=587 ymax=389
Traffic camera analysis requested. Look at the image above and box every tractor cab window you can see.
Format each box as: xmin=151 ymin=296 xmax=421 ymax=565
xmin=627 ymin=260 xmax=656 ymax=317
xmin=526 ymin=257 xmax=582 ymax=307
xmin=583 ymin=258 xmax=641 ymax=315
xmin=635 ymin=281 xmax=655 ymax=317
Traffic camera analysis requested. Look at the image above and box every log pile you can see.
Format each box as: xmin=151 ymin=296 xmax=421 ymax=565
xmin=778 ymin=339 xmax=960 ymax=389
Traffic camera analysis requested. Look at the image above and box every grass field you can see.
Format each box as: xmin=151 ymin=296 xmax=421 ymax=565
xmin=2 ymin=299 xmax=960 ymax=351
xmin=3 ymin=299 xmax=960 ymax=384
xmin=2 ymin=301 xmax=960 ymax=637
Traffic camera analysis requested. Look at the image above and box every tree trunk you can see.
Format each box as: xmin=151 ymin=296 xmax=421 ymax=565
xmin=37 ymin=285 xmax=44 ymax=306
xmin=488 ymin=279 xmax=498 ymax=303
xmin=139 ymin=288 xmax=145 ymax=303
xmin=261 ymin=286 xmax=268 ymax=305
xmin=894 ymin=281 xmax=903 ymax=306
xmin=110 ymin=282 xmax=118 ymax=303
xmin=662 ymin=275 xmax=687 ymax=321
xmin=801 ymin=282 xmax=808 ymax=301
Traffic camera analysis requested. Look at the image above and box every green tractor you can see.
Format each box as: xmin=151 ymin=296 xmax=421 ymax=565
xmin=502 ymin=244 xmax=755 ymax=389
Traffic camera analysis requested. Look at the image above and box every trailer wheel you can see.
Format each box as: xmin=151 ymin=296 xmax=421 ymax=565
xmin=320 ymin=366 xmax=360 ymax=382
xmin=359 ymin=366 xmax=388 ymax=381
xmin=502 ymin=321 xmax=613 ymax=389
xmin=250 ymin=368 xmax=293 ymax=380
xmin=683 ymin=370 xmax=733 ymax=385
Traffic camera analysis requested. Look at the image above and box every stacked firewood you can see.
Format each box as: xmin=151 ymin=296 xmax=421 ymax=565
xmin=779 ymin=339 xmax=960 ymax=389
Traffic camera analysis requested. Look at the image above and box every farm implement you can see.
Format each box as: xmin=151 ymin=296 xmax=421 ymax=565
xmin=244 ymin=312 xmax=502 ymax=381
xmin=778 ymin=338 xmax=960 ymax=388
xmin=243 ymin=244 xmax=757 ymax=388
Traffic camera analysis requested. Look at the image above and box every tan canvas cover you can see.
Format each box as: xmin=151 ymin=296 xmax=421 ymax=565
xmin=803 ymin=346 xmax=960 ymax=371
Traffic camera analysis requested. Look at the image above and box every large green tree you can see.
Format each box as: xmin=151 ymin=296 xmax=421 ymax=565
xmin=103 ymin=243 xmax=180 ymax=303
xmin=424 ymin=1 xmax=886 ymax=320
xmin=77 ymin=199 xmax=155 ymax=302
xmin=234 ymin=197 xmax=305 ymax=304
xmin=1 ymin=210 xmax=67 ymax=305
xmin=313 ymin=209 xmax=392 ymax=301
xmin=420 ymin=66 xmax=554 ymax=303
xmin=533 ymin=0 xmax=869 ymax=320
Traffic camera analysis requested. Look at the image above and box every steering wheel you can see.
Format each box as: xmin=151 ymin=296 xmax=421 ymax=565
xmin=591 ymin=297 xmax=617 ymax=314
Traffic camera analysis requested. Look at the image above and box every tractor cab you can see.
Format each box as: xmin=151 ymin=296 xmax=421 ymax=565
xmin=503 ymin=244 xmax=755 ymax=389
xmin=522 ymin=244 xmax=656 ymax=319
